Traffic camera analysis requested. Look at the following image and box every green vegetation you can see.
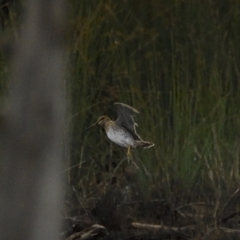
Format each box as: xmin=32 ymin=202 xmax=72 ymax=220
xmin=1 ymin=0 xmax=240 ymax=236
xmin=68 ymin=0 xmax=240 ymax=198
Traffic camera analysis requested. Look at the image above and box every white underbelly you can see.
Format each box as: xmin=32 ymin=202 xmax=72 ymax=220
xmin=106 ymin=128 xmax=135 ymax=148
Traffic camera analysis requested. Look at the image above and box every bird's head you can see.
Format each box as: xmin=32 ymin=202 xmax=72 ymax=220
xmin=82 ymin=116 xmax=111 ymax=133
xmin=97 ymin=116 xmax=111 ymax=126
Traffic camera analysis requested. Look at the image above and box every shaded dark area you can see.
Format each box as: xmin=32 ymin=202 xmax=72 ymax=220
xmin=63 ymin=179 xmax=240 ymax=239
xmin=0 ymin=0 xmax=10 ymax=29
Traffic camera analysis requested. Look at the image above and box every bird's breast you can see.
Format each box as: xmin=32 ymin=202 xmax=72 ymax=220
xmin=105 ymin=127 xmax=135 ymax=148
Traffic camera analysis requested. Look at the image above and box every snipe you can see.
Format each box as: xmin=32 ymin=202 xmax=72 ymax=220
xmin=96 ymin=102 xmax=154 ymax=160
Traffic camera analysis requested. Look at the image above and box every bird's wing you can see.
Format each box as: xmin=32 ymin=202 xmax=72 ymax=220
xmin=114 ymin=102 xmax=142 ymax=140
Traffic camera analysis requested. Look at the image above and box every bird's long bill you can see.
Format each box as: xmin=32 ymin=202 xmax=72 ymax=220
xmin=81 ymin=121 xmax=98 ymax=133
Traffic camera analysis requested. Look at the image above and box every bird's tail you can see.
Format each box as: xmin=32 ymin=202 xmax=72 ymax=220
xmin=136 ymin=140 xmax=154 ymax=149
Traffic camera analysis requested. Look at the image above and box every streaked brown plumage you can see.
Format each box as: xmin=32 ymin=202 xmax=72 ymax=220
xmin=97 ymin=103 xmax=154 ymax=155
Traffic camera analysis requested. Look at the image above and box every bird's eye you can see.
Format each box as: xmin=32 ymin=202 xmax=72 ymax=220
xmin=97 ymin=117 xmax=105 ymax=124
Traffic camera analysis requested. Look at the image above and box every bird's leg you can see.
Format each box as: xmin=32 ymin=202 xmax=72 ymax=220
xmin=126 ymin=147 xmax=140 ymax=169
xmin=127 ymin=145 xmax=132 ymax=163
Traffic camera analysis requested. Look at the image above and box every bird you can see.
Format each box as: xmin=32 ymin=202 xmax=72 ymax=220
xmin=96 ymin=102 xmax=154 ymax=160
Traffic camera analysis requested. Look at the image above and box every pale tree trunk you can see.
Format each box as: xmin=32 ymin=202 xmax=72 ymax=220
xmin=0 ymin=0 xmax=66 ymax=240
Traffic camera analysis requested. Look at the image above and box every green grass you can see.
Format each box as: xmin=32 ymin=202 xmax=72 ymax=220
xmin=1 ymin=0 xmax=240 ymax=204
xmin=68 ymin=0 xmax=240 ymax=198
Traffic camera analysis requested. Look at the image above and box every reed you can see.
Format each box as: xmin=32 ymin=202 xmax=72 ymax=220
xmin=1 ymin=0 xmax=240 ymax=202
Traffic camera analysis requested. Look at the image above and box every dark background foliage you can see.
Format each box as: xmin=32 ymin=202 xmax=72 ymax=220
xmin=67 ymin=0 xmax=240 ymax=193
